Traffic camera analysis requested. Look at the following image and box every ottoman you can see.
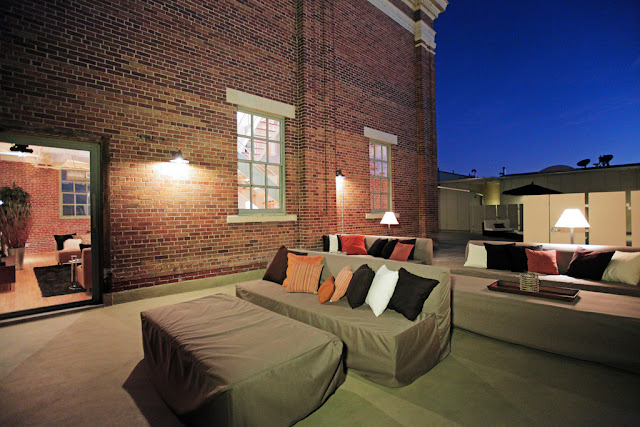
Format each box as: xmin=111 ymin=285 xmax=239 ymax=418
xmin=141 ymin=294 xmax=345 ymax=426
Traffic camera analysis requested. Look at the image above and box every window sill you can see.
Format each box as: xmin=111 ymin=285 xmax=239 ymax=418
xmin=226 ymin=214 xmax=297 ymax=224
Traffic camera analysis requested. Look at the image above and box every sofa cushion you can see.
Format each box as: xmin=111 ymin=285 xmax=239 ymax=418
xmin=464 ymin=244 xmax=487 ymax=268
xmin=340 ymin=235 xmax=368 ymax=255
xmin=283 ymin=253 xmax=324 ymax=287
xmin=602 ymin=251 xmax=640 ymax=286
xmin=399 ymin=239 xmax=416 ymax=260
xmin=389 ymin=243 xmax=414 ymax=262
xmin=567 ymin=247 xmax=615 ymax=281
xmin=54 ymin=233 xmax=75 ymax=251
xmin=285 ymin=262 xmax=324 ymax=294
xmin=365 ymin=265 xmax=399 ymax=317
xmin=63 ymin=238 xmax=82 ymax=251
xmin=507 ymin=245 xmax=542 ymax=272
xmin=484 ymin=243 xmax=515 ymax=270
xmin=322 ymin=235 xmax=341 ymax=252
xmin=318 ymin=276 xmax=335 ymax=303
xmin=380 ymin=239 xmax=398 ymax=259
xmin=526 ymin=249 xmax=559 ymax=275
xmin=367 ymin=238 xmax=388 ymax=257
xmin=330 ymin=265 xmax=353 ymax=302
xmin=346 ymin=264 xmax=375 ymax=308
xmin=263 ymin=246 xmax=305 ymax=285
xmin=388 ymin=268 xmax=439 ymax=321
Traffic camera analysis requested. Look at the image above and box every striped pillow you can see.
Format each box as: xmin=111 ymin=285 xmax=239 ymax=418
xmin=330 ymin=265 xmax=353 ymax=302
xmin=283 ymin=253 xmax=324 ymax=287
xmin=285 ymin=262 xmax=325 ymax=294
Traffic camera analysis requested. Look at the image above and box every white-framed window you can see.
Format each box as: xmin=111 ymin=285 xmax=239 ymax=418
xmin=369 ymin=140 xmax=392 ymax=212
xmin=237 ymin=109 xmax=284 ymax=213
xmin=60 ymin=169 xmax=90 ymax=218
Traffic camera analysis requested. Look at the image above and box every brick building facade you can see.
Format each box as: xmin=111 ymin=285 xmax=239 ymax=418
xmin=1 ymin=0 xmax=447 ymax=294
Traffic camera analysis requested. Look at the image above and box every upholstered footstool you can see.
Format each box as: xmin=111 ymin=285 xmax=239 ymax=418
xmin=141 ymin=294 xmax=345 ymax=426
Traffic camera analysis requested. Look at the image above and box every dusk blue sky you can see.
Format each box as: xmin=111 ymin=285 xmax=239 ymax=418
xmin=435 ymin=0 xmax=640 ymax=178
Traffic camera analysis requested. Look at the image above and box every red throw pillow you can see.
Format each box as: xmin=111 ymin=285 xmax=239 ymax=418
xmin=526 ymin=249 xmax=559 ymax=275
xmin=340 ymin=235 xmax=367 ymax=255
xmin=389 ymin=243 xmax=415 ymax=261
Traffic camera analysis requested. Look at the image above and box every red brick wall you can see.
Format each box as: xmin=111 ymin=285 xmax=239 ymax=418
xmin=0 ymin=161 xmax=90 ymax=253
xmin=1 ymin=0 xmax=440 ymax=293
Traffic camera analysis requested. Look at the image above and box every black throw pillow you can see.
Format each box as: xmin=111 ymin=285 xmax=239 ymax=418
xmin=367 ymin=238 xmax=388 ymax=257
xmin=388 ymin=268 xmax=439 ymax=321
xmin=399 ymin=239 xmax=416 ymax=260
xmin=380 ymin=239 xmax=398 ymax=259
xmin=79 ymin=243 xmax=91 ymax=252
xmin=346 ymin=264 xmax=375 ymax=308
xmin=322 ymin=235 xmax=342 ymax=252
xmin=263 ymin=246 xmax=306 ymax=285
xmin=507 ymin=245 xmax=542 ymax=272
xmin=566 ymin=247 xmax=615 ymax=280
xmin=484 ymin=243 xmax=515 ymax=270
xmin=54 ymin=233 xmax=76 ymax=251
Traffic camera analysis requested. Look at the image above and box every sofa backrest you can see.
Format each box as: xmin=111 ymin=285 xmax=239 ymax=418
xmin=466 ymin=240 xmax=640 ymax=274
xmin=363 ymin=235 xmax=433 ymax=264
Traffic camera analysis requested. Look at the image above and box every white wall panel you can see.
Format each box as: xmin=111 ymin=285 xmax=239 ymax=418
xmin=589 ymin=191 xmax=626 ymax=245
xmin=523 ymin=195 xmax=550 ymax=243
xmin=632 ymin=191 xmax=640 ymax=247
xmin=550 ymin=193 xmax=586 ymax=244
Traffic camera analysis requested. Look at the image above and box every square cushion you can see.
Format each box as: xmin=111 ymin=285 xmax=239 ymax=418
xmin=283 ymin=253 xmax=324 ymax=287
xmin=380 ymin=239 xmax=398 ymax=259
xmin=322 ymin=235 xmax=341 ymax=252
xmin=367 ymin=238 xmax=388 ymax=257
xmin=318 ymin=276 xmax=335 ymax=303
xmin=263 ymin=246 xmax=306 ymax=285
xmin=54 ymin=233 xmax=76 ymax=251
xmin=566 ymin=247 xmax=615 ymax=281
xmin=346 ymin=264 xmax=375 ymax=308
xmin=63 ymin=238 xmax=82 ymax=251
xmin=388 ymin=268 xmax=439 ymax=321
xmin=493 ymin=223 xmax=505 ymax=229
xmin=389 ymin=243 xmax=414 ymax=262
xmin=602 ymin=251 xmax=640 ymax=286
xmin=526 ymin=249 xmax=559 ymax=275
xmin=464 ymin=244 xmax=487 ymax=268
xmin=507 ymin=245 xmax=542 ymax=272
xmin=330 ymin=265 xmax=353 ymax=302
xmin=340 ymin=235 xmax=368 ymax=255
xmin=484 ymin=243 xmax=515 ymax=270
xmin=285 ymin=262 xmax=324 ymax=294
xmin=399 ymin=239 xmax=416 ymax=259
xmin=365 ymin=265 xmax=399 ymax=317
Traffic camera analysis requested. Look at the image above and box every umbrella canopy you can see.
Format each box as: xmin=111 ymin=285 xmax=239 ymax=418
xmin=502 ymin=182 xmax=562 ymax=196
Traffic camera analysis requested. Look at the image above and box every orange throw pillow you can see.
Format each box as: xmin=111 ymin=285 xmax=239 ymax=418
xmin=285 ymin=262 xmax=324 ymax=294
xmin=330 ymin=265 xmax=353 ymax=302
xmin=389 ymin=243 xmax=415 ymax=261
xmin=526 ymin=249 xmax=559 ymax=275
xmin=340 ymin=235 xmax=367 ymax=255
xmin=283 ymin=253 xmax=324 ymax=287
xmin=318 ymin=276 xmax=335 ymax=303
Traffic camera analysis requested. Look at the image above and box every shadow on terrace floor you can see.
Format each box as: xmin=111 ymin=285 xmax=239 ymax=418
xmin=432 ymin=230 xmax=519 ymax=269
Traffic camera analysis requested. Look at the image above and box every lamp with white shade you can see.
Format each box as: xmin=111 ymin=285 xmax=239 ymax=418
xmin=380 ymin=211 xmax=398 ymax=235
xmin=554 ymin=208 xmax=589 ymax=244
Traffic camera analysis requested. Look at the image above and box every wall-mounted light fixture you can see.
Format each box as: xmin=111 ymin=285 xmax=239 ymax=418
xmin=169 ymin=149 xmax=189 ymax=164
xmin=4 ymin=144 xmax=36 ymax=157
xmin=336 ymin=169 xmax=346 ymax=234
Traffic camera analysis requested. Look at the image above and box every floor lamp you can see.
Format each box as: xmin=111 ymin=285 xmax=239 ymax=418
xmin=380 ymin=211 xmax=398 ymax=236
xmin=336 ymin=170 xmax=346 ymax=234
xmin=554 ymin=208 xmax=589 ymax=244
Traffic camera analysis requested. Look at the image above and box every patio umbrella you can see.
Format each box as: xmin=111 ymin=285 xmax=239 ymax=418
xmin=502 ymin=182 xmax=562 ymax=195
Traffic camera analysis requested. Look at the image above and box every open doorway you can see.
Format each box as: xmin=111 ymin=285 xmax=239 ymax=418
xmin=0 ymin=136 xmax=102 ymax=319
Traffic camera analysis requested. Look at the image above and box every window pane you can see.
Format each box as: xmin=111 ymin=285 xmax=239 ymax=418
xmin=374 ymin=194 xmax=381 ymax=210
xmin=252 ymin=164 xmax=265 ymax=186
xmin=267 ymin=188 xmax=280 ymax=210
xmin=61 ymin=170 xmax=67 ymax=180
xmin=268 ymin=142 xmax=281 ymax=164
xmin=381 ymin=195 xmax=388 ymax=210
xmin=63 ymin=205 xmax=74 ymax=216
xmin=375 ymin=161 xmax=383 ymax=176
xmin=237 ymin=111 xmax=252 ymax=136
xmin=375 ymin=144 xmax=382 ymax=160
xmin=62 ymin=194 xmax=74 ymax=204
xmin=62 ymin=182 xmax=74 ymax=192
xmin=87 ymin=183 xmax=90 ymax=192
xmin=238 ymin=186 xmax=251 ymax=209
xmin=267 ymin=165 xmax=279 ymax=187
xmin=268 ymin=119 xmax=280 ymax=141
xmin=381 ymin=146 xmax=387 ymax=161
xmin=253 ymin=115 xmax=267 ymax=139
xmin=382 ymin=163 xmax=388 ymax=177
xmin=237 ymin=137 xmax=251 ymax=160
xmin=253 ymin=140 xmax=267 ymax=162
xmin=374 ymin=178 xmax=380 ymax=193
xmin=369 ymin=143 xmax=374 ymax=159
xmin=381 ymin=178 xmax=388 ymax=193
xmin=76 ymin=194 xmax=87 ymax=204
xmin=369 ymin=160 xmax=375 ymax=175
xmin=252 ymin=187 xmax=266 ymax=209
xmin=76 ymin=205 xmax=87 ymax=216
xmin=75 ymin=183 xmax=87 ymax=193
xmin=237 ymin=162 xmax=250 ymax=185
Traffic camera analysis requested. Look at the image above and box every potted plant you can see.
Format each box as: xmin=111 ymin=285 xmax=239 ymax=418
xmin=0 ymin=183 xmax=33 ymax=270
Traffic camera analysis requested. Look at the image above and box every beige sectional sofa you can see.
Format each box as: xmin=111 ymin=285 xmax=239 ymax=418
xmin=324 ymin=234 xmax=434 ymax=264
xmin=236 ymin=249 xmax=450 ymax=387
xmin=452 ymin=240 xmax=640 ymax=297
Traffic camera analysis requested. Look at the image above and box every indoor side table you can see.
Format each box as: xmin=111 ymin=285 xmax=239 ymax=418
xmin=69 ymin=258 xmax=83 ymax=291
xmin=0 ymin=257 xmax=16 ymax=292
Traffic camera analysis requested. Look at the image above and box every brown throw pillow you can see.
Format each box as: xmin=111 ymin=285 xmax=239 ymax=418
xmin=285 ymin=262 xmax=324 ymax=294
xmin=262 ymin=246 xmax=305 ymax=285
xmin=318 ymin=276 xmax=335 ymax=303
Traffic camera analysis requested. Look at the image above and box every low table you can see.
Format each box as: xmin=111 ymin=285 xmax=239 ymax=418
xmin=141 ymin=294 xmax=345 ymax=426
xmin=452 ymin=274 xmax=640 ymax=374
xmin=488 ymin=280 xmax=578 ymax=302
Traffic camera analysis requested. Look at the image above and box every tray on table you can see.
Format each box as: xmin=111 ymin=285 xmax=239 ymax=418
xmin=487 ymin=280 xmax=579 ymax=302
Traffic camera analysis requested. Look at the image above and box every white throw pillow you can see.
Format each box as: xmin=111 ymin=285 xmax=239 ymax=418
xmin=63 ymin=238 xmax=82 ymax=251
xmin=329 ymin=235 xmax=339 ymax=253
xmin=464 ymin=244 xmax=487 ymax=268
xmin=365 ymin=265 xmax=399 ymax=317
xmin=602 ymin=251 xmax=640 ymax=286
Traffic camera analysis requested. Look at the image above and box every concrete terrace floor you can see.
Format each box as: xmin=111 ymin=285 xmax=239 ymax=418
xmin=1 ymin=231 xmax=639 ymax=426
